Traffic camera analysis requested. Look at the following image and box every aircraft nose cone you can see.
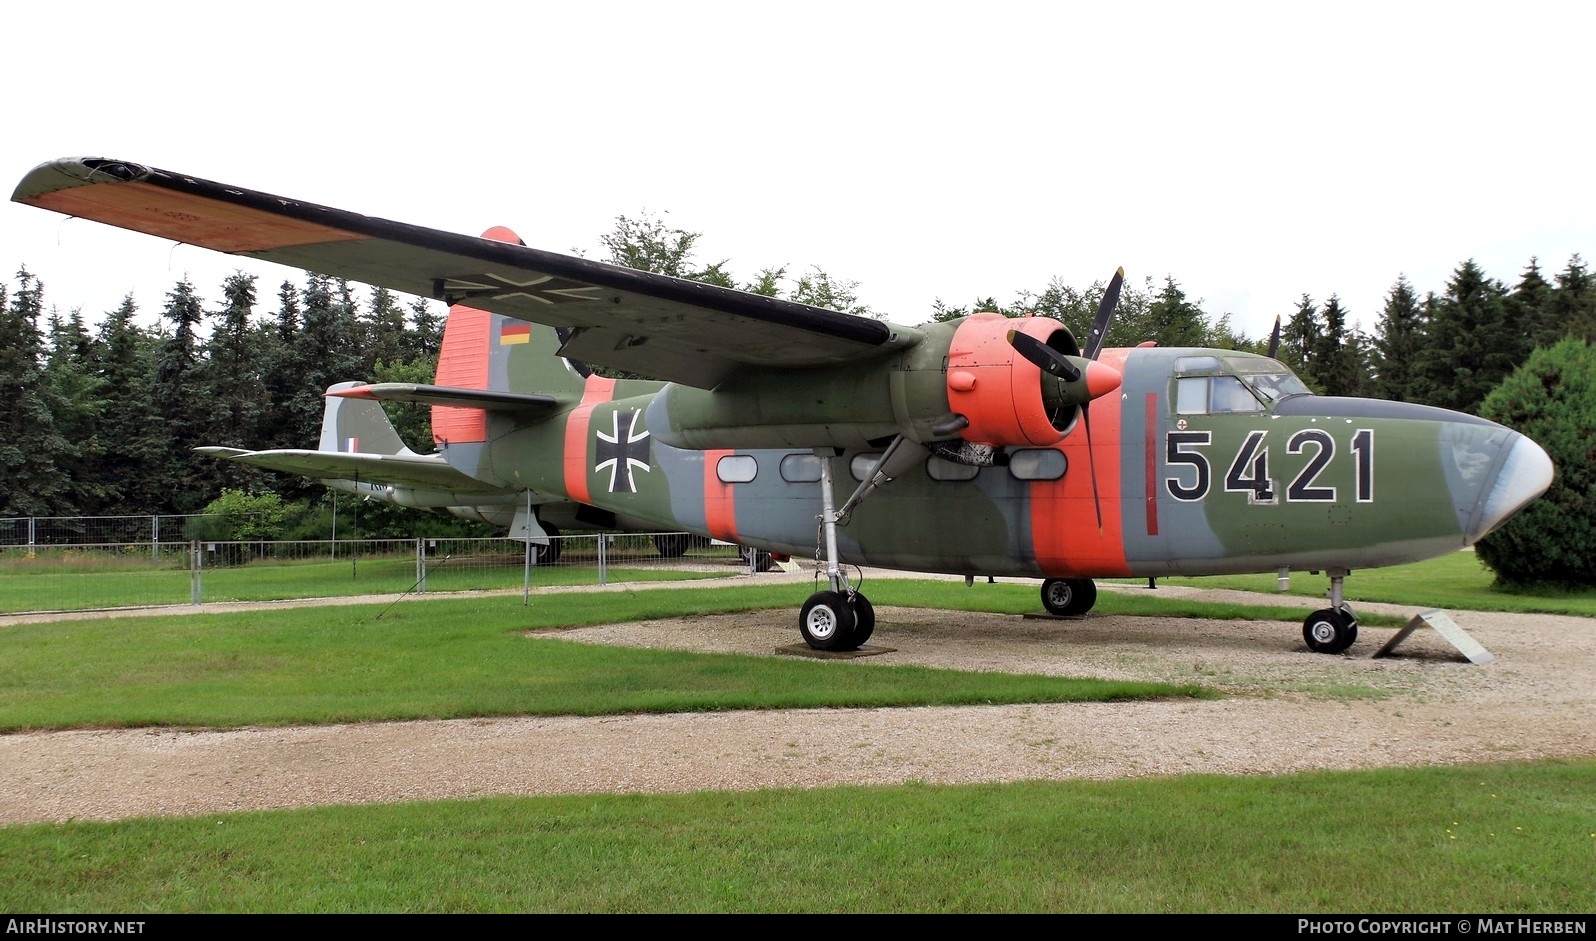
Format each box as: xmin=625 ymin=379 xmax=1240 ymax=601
xmin=1469 ymin=433 xmax=1555 ymax=543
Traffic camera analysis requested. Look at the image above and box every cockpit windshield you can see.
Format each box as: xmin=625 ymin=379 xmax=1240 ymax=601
xmin=1173 ymin=354 xmax=1312 ymax=415
xmin=1241 ymin=371 xmax=1311 ymax=403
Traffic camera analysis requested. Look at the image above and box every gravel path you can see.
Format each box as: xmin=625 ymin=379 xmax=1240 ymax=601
xmin=1 ymin=580 xmax=1591 ymax=825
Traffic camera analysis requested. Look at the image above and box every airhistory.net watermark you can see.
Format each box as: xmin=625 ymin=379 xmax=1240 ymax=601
xmin=5 ymin=921 xmax=145 ymax=935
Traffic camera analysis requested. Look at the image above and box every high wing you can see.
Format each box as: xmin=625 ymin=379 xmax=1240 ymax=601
xmin=13 ymin=158 xmax=924 ymax=388
xmin=194 ymin=446 xmax=509 ymax=494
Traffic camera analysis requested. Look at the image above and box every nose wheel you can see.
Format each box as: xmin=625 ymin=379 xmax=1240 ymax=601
xmin=1303 ymin=570 xmax=1359 ymax=654
xmin=1303 ymin=607 xmax=1359 ymax=653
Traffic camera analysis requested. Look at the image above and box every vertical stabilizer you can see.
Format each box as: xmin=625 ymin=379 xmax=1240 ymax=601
xmin=430 ymin=225 xmax=588 ymax=450
xmin=320 ymin=381 xmax=415 ymax=455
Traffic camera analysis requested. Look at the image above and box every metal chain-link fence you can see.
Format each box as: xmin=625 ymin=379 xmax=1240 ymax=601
xmin=0 ymin=533 xmax=776 ymax=615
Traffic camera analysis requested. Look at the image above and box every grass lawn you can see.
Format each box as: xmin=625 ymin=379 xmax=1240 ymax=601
xmin=1 ymin=555 xmax=1590 ymax=913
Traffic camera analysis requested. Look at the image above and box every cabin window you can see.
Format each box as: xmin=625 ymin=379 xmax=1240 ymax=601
xmin=779 ymin=453 xmax=823 ymax=482
xmin=1008 ymin=448 xmax=1067 ymax=481
xmin=850 ymin=453 xmax=884 ymax=482
xmin=925 ymin=455 xmax=981 ymax=481
xmin=716 ymin=454 xmax=758 ymax=483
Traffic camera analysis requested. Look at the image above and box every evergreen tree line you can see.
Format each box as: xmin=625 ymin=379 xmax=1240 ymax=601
xmin=3 ymin=214 xmax=1591 ymax=528
xmin=2 ymin=268 xmax=442 ymax=520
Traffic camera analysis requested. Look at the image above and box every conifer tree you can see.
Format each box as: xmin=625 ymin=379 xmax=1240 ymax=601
xmin=362 ymin=286 xmax=408 ymax=375
xmin=1509 ymin=257 xmax=1556 ymax=349
xmin=1281 ymin=295 xmax=1321 ymax=389
xmin=0 ymin=270 xmax=72 ymax=516
xmin=203 ymin=273 xmax=272 ymax=493
xmin=92 ymin=295 xmax=164 ymax=513
xmin=151 ymin=278 xmax=214 ymax=512
xmin=43 ymin=307 xmax=107 ymax=516
xmin=1548 ymin=254 xmax=1594 ymax=343
xmin=1312 ymin=295 xmax=1361 ymax=396
xmin=260 ymin=280 xmax=303 ymax=450
xmin=404 ymin=296 xmax=443 ymax=362
xmin=1371 ymin=275 xmax=1426 ymax=401
xmin=1412 ymin=259 xmax=1517 ymax=414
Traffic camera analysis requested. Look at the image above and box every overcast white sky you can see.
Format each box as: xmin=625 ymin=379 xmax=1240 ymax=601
xmin=4 ymin=1 xmax=1591 ymax=345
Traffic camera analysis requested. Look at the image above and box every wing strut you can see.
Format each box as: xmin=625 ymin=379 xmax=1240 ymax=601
xmin=835 ymin=436 xmax=930 ymax=525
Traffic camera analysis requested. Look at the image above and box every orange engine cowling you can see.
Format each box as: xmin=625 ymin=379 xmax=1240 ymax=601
xmin=945 ymin=313 xmax=1079 ymax=447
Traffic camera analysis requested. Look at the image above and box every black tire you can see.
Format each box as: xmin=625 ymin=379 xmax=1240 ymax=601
xmin=751 ymin=549 xmax=775 ymax=572
xmin=799 ymin=590 xmax=857 ymax=651
xmin=850 ymin=594 xmax=875 ymax=647
xmin=534 ymin=525 xmax=562 ymax=565
xmin=1041 ymin=578 xmax=1097 ymax=616
xmin=654 ymin=533 xmax=690 ymax=558
xmin=1303 ymin=607 xmax=1357 ymax=654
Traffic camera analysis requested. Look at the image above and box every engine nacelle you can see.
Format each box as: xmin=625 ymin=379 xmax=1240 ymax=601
xmin=649 ymin=314 xmax=1120 ymax=452
xmin=946 ymin=313 xmax=1075 ymax=447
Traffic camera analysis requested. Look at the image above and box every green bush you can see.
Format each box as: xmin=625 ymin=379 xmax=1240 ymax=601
xmin=1475 ymin=338 xmax=1595 ymax=588
xmin=185 ymin=489 xmax=290 ymax=542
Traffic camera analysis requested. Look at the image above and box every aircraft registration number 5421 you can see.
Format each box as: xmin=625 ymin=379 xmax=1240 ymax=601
xmin=1165 ymin=429 xmax=1375 ymax=504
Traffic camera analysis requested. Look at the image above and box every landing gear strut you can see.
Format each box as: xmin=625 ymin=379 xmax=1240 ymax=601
xmin=798 ymin=449 xmax=873 ymax=651
xmin=1303 ymin=569 xmax=1359 ymax=654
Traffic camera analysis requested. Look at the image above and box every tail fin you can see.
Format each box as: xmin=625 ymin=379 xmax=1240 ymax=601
xmin=431 ymin=225 xmax=588 ymax=450
xmin=320 ymin=381 xmax=416 ymax=456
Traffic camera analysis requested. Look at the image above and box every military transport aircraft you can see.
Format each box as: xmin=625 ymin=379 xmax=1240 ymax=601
xmin=13 ymin=157 xmax=1556 ymax=654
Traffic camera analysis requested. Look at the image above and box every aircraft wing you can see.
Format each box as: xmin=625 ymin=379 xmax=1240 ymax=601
xmin=194 ymin=446 xmax=509 ymax=494
xmin=14 ymin=157 xmax=925 ymax=388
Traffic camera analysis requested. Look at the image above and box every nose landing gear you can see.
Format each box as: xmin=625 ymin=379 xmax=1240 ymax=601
xmin=1302 ymin=569 xmax=1359 ymax=654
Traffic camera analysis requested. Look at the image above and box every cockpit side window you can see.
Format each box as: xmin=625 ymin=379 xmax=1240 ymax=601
xmin=1211 ymin=375 xmax=1264 ymax=413
xmin=1175 ymin=376 xmax=1209 ymax=415
xmin=1176 ymin=375 xmax=1269 ymax=415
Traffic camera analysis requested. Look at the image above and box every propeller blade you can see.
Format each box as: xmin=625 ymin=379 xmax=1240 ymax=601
xmin=1007 ymin=329 xmax=1081 ymax=382
xmin=1083 ymin=402 xmax=1103 ymax=532
xmin=1083 ymin=267 xmax=1124 ymax=361
xmin=1266 ymin=314 xmax=1282 ymax=359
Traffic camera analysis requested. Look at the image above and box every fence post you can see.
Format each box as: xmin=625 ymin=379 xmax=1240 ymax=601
xmin=597 ymin=533 xmax=607 ymax=586
xmin=416 ymin=538 xmax=426 ymax=594
xmin=27 ymin=517 xmax=35 ymax=553
xmin=189 ymin=540 xmax=203 ymax=605
xmin=151 ymin=515 xmax=159 ymax=563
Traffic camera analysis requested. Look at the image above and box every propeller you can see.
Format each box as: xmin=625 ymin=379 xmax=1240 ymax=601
xmin=1008 ymin=329 xmax=1083 ymax=382
xmin=1266 ymin=314 xmax=1282 ymax=359
xmin=1005 ymin=267 xmax=1126 ymax=532
xmin=1084 ymin=267 xmax=1124 ymax=361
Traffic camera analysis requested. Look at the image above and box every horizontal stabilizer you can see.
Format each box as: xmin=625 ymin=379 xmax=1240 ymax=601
xmin=194 ymin=446 xmax=507 ymax=493
xmin=330 ymin=383 xmax=561 ymax=413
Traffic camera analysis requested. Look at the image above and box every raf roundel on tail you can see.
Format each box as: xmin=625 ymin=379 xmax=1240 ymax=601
xmin=13 ymin=157 xmax=1555 ymax=654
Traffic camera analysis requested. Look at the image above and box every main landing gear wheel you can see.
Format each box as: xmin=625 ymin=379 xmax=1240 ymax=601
xmin=1040 ymin=578 xmax=1097 ymax=616
xmin=800 ymin=590 xmax=857 ymax=651
xmin=850 ymin=594 xmax=876 ymax=646
xmin=1303 ymin=607 xmax=1358 ymax=654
